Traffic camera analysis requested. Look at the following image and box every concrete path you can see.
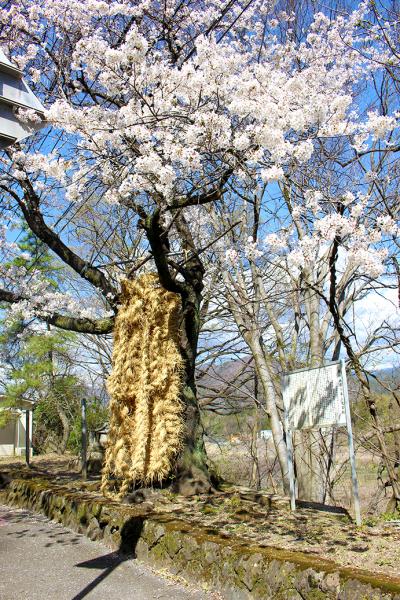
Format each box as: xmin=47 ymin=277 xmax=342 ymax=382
xmin=0 ymin=504 xmax=217 ymax=600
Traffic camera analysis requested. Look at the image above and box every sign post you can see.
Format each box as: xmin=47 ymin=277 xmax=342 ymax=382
xmin=282 ymin=361 xmax=361 ymax=524
xmin=285 ymin=423 xmax=296 ymax=511
xmin=341 ymin=360 xmax=362 ymax=525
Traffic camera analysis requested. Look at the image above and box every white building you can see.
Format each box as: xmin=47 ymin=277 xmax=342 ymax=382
xmin=0 ymin=48 xmax=44 ymax=457
xmin=259 ymin=429 xmax=273 ymax=441
xmin=0 ymin=48 xmax=45 ymax=149
xmin=0 ymin=402 xmax=34 ymax=457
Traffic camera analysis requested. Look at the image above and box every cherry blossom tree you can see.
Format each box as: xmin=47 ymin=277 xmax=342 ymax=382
xmin=0 ymin=0 xmax=398 ymax=490
xmin=198 ymin=0 xmax=400 ymax=501
xmin=205 ymin=151 xmax=399 ymax=498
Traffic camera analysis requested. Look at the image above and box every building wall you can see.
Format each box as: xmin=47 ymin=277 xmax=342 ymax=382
xmin=0 ymin=411 xmax=33 ymax=456
xmin=0 ymin=420 xmax=16 ymax=456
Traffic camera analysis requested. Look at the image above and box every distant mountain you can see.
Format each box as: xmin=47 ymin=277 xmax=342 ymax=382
xmin=196 ymin=359 xmax=399 ymax=414
xmin=369 ymin=367 xmax=400 ymax=392
xmin=196 ymin=359 xmax=256 ymax=414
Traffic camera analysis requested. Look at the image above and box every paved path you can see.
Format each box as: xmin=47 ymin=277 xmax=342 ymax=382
xmin=0 ymin=504 xmax=216 ymax=600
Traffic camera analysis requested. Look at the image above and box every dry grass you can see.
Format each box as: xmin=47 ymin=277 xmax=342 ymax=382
xmin=206 ymin=438 xmax=394 ymax=515
xmin=0 ymin=452 xmax=80 ymax=478
xmin=101 ymin=274 xmax=184 ymax=497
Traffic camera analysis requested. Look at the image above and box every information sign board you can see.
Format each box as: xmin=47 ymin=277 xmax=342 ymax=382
xmin=282 ymin=362 xmax=346 ymax=430
xmin=281 ymin=360 xmax=361 ymax=525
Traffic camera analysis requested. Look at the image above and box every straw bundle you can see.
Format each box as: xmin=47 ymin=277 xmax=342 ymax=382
xmin=101 ymin=273 xmax=184 ymax=497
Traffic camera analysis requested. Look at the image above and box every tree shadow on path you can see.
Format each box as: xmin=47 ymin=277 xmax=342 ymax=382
xmin=72 ymin=516 xmax=144 ymax=600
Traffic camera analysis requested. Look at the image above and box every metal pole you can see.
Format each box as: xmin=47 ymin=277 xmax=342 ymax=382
xmin=341 ymin=360 xmax=361 ymax=526
xmin=25 ymin=410 xmax=30 ymax=467
xmin=81 ymin=398 xmax=87 ymax=480
xmin=287 ymin=429 xmax=296 ymax=511
xmin=284 ymin=407 xmax=296 ymax=511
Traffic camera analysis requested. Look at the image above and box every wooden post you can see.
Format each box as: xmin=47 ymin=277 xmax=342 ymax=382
xmin=341 ymin=360 xmax=362 ymax=526
xmin=25 ymin=410 xmax=30 ymax=467
xmin=81 ymin=398 xmax=87 ymax=480
xmin=16 ymin=412 xmax=20 ymax=457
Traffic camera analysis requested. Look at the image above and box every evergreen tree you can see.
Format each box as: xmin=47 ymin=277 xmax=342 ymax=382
xmin=0 ymin=222 xmax=107 ymax=452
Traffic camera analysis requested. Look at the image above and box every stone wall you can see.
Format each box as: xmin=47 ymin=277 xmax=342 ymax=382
xmin=2 ymin=477 xmax=400 ymax=600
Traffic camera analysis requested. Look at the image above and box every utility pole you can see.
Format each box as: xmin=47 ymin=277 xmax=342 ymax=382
xmin=81 ymin=398 xmax=87 ymax=480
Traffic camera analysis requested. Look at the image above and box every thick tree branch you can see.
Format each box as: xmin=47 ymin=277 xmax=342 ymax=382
xmin=45 ymin=314 xmax=114 ymax=334
xmin=0 ymin=288 xmax=114 ymax=334
xmin=168 ymin=169 xmax=233 ymax=210
xmin=358 ymin=425 xmax=400 ymax=446
xmin=141 ymin=208 xmax=185 ymax=294
xmin=2 ymin=182 xmax=117 ymax=305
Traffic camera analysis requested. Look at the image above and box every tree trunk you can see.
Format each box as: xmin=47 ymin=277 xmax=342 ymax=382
xmin=294 ymin=285 xmax=326 ymax=503
xmin=143 ymin=208 xmax=211 ymax=494
xmin=57 ymin=404 xmax=70 ymax=454
xmin=48 ymin=325 xmax=70 ymax=456
xmin=171 ymin=285 xmax=212 ymax=495
xmin=295 ymin=430 xmax=325 ymax=502
xmin=387 ymin=428 xmax=400 ymax=512
xmin=245 ymin=334 xmax=290 ymax=494
xmin=250 ymin=402 xmax=261 ymax=490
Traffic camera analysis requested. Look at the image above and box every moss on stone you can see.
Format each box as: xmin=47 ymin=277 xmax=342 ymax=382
xmin=163 ymin=531 xmax=183 ymax=557
xmin=3 ymin=476 xmax=400 ymax=600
